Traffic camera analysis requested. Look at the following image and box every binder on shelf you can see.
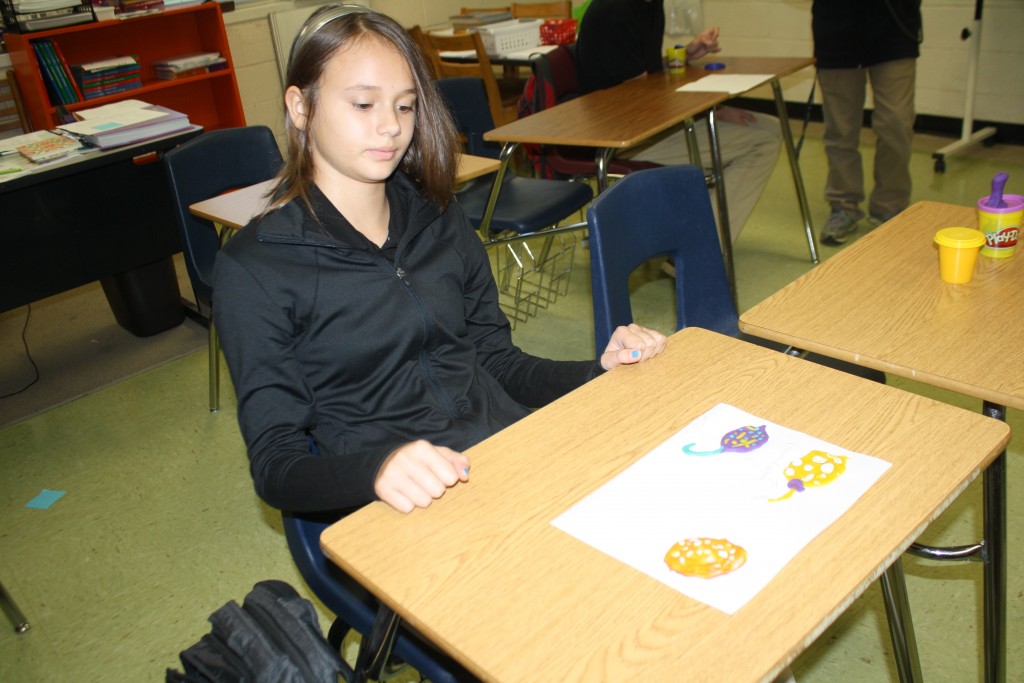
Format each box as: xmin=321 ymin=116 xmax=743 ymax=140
xmin=50 ymin=40 xmax=84 ymax=101
xmin=31 ymin=39 xmax=80 ymax=105
xmin=57 ymin=100 xmax=191 ymax=149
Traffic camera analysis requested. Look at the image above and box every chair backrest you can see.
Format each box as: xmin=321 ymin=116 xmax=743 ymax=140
xmin=424 ymin=30 xmax=510 ymax=127
xmin=1 ymin=70 xmax=32 ymax=133
xmin=163 ymin=126 xmax=283 ymax=310
xmin=512 ymin=1 xmax=572 ymax=18
xmin=436 ymin=76 xmax=504 ymax=160
xmin=405 ymin=25 xmax=436 ymax=78
xmin=587 ymin=165 xmax=738 ymax=351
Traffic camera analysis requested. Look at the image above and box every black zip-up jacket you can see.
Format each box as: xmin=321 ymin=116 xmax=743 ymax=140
xmin=213 ymin=173 xmax=601 ymax=514
xmin=812 ymin=0 xmax=922 ymax=69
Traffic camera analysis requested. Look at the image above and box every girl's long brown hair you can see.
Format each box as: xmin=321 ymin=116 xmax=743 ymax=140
xmin=263 ymin=7 xmax=460 ymax=218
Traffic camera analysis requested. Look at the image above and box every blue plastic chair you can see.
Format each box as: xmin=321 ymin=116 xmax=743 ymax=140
xmin=164 ymin=126 xmax=283 ymax=411
xmin=281 ymin=512 xmax=474 ymax=683
xmin=586 ymin=165 xmax=885 ymax=383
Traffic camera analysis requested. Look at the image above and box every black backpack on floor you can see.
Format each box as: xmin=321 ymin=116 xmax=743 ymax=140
xmin=166 ymin=580 xmax=350 ymax=683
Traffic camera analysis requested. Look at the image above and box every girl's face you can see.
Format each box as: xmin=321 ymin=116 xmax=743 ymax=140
xmin=289 ymin=36 xmax=416 ymax=191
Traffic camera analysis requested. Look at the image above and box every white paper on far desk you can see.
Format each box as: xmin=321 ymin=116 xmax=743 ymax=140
xmin=676 ymin=74 xmax=774 ymax=95
xmin=551 ymin=403 xmax=891 ymax=614
xmin=439 ymin=44 xmax=555 ymax=60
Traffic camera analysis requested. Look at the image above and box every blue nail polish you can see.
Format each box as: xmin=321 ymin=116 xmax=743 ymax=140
xmin=631 ymin=350 xmax=640 ymax=359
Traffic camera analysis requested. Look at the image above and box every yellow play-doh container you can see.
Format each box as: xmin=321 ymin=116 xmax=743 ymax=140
xmin=934 ymin=227 xmax=987 ymax=283
xmin=665 ymin=46 xmax=685 ymax=75
xmin=977 ymin=194 xmax=1023 ymax=258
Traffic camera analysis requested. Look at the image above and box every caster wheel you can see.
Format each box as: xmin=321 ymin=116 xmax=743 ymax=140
xmin=934 ymin=158 xmax=946 ymax=173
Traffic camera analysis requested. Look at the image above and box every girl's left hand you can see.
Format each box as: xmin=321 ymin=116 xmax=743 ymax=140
xmin=599 ymin=323 xmax=668 ymax=370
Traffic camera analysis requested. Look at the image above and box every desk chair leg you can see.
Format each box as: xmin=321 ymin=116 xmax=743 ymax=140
xmin=771 ymin=79 xmax=819 ymax=265
xmin=705 ymin=108 xmax=737 ymax=310
xmin=352 ymin=605 xmax=401 ymax=683
xmin=684 ymin=118 xmax=702 ymax=168
xmin=0 ymin=580 xmax=30 ymax=634
xmin=981 ymin=402 xmax=1006 ymax=683
xmin=209 ymin=321 xmax=220 ymax=413
xmin=880 ymin=559 xmax=922 ymax=683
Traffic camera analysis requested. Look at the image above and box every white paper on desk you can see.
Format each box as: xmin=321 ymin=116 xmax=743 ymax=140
xmin=676 ymin=74 xmax=774 ymax=95
xmin=551 ymin=403 xmax=891 ymax=614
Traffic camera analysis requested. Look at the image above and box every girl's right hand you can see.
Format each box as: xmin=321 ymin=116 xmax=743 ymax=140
xmin=374 ymin=440 xmax=471 ymax=513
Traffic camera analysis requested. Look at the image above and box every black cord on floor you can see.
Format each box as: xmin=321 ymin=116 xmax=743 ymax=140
xmin=1 ymin=305 xmax=40 ymax=399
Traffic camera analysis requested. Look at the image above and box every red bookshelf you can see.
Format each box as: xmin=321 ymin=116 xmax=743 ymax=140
xmin=6 ymin=3 xmax=244 ymax=131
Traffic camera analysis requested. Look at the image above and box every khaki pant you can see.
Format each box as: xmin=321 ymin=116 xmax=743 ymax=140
xmin=818 ymin=59 xmax=917 ymax=220
xmin=621 ymin=112 xmax=782 ymax=243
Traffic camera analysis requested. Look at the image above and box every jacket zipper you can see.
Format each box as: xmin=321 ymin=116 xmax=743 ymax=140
xmin=392 ymin=261 xmax=482 ymax=438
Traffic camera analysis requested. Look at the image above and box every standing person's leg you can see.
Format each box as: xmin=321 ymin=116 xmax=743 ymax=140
xmin=818 ymin=67 xmax=868 ymax=243
xmin=866 ymin=58 xmax=916 ymax=221
xmin=624 ymin=112 xmax=781 ymax=243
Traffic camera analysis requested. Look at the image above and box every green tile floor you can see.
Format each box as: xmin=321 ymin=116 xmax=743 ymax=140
xmin=1 ymin=126 xmax=1022 ymax=681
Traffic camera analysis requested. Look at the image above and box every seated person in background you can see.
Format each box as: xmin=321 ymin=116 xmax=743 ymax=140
xmin=213 ymin=5 xmax=668 ymax=516
xmin=575 ymin=0 xmax=781 ymax=243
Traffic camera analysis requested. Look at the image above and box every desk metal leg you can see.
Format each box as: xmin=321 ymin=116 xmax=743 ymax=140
xmin=907 ymin=401 xmax=1006 ymax=683
xmin=981 ymin=402 xmax=1006 ymax=683
xmin=880 ymin=559 xmax=923 ymax=683
xmin=0 ymin=580 xmax=30 ymax=634
xmin=595 ymin=147 xmax=615 ymax=194
xmin=705 ymin=108 xmax=737 ymax=307
xmin=352 ymin=604 xmax=401 ymax=683
xmin=771 ymin=79 xmax=819 ymax=265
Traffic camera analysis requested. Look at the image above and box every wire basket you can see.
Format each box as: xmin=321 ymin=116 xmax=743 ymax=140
xmin=477 ymin=19 xmax=542 ymax=55
xmin=540 ymin=19 xmax=577 ymax=46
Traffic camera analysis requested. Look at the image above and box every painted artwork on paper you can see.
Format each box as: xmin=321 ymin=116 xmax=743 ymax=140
xmin=550 ymin=403 xmax=891 ymax=614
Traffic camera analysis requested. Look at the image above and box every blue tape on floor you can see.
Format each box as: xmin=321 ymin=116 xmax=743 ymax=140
xmin=26 ymin=489 xmax=66 ymax=509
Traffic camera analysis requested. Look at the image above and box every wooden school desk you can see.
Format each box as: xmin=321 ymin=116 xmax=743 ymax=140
xmin=740 ymin=201 xmax=1022 ymax=683
xmin=187 ymin=153 xmax=502 ymax=234
xmin=482 ymin=56 xmax=819 ymax=296
xmin=1 ymin=126 xmax=202 ymax=335
xmin=320 ymin=327 xmax=1010 ymax=683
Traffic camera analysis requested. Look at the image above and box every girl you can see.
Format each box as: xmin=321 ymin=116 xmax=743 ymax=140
xmin=213 ymin=4 xmax=667 ymax=515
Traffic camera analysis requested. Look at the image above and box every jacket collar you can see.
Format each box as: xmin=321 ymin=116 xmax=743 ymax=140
xmin=254 ymin=172 xmax=443 ymax=250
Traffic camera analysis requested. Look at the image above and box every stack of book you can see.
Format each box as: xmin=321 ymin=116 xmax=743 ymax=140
xmin=112 ymin=0 xmax=162 ymax=15
xmin=71 ymin=55 xmax=142 ymax=99
xmin=1 ymin=0 xmax=94 ymax=33
xmin=153 ymin=52 xmax=227 ymax=81
xmin=31 ymin=38 xmax=83 ymax=105
xmin=57 ymin=99 xmax=191 ymax=149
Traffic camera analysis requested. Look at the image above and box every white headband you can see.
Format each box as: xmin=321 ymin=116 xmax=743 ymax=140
xmin=287 ymin=4 xmax=379 ymax=76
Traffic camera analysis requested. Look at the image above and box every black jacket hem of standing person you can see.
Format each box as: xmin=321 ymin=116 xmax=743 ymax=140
xmin=213 ymin=171 xmax=603 ymax=514
xmin=812 ymin=0 xmax=922 ymax=70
